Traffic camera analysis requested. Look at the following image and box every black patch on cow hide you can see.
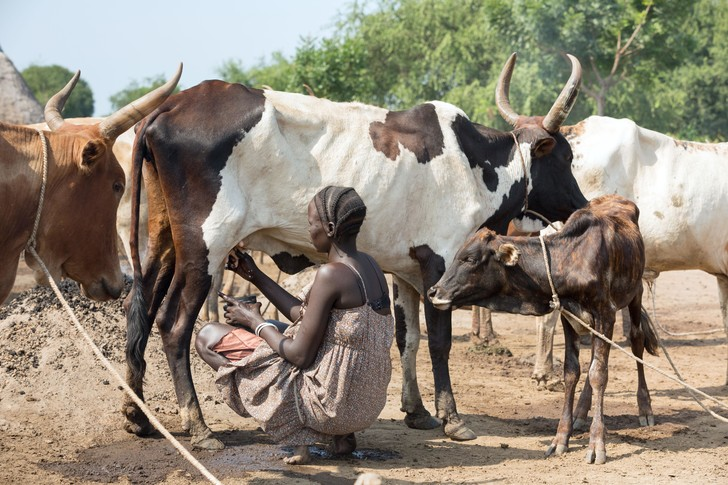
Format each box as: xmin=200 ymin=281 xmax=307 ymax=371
xmin=368 ymin=103 xmax=444 ymax=164
xmin=452 ymin=116 xmax=512 ymax=193
xmin=271 ymin=252 xmax=316 ymax=275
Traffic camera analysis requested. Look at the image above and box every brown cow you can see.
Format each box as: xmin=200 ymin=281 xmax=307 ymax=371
xmin=428 ymin=194 xmax=658 ymax=464
xmin=0 ymin=65 xmax=182 ymax=304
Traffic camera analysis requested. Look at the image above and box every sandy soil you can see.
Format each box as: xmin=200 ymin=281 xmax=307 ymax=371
xmin=1 ymin=256 xmax=728 ymax=484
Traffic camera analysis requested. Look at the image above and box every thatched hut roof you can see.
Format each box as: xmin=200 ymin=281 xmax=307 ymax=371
xmin=0 ymin=45 xmax=43 ymax=124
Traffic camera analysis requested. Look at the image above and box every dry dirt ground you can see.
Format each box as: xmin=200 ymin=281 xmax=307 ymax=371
xmin=2 ymin=256 xmax=728 ymax=484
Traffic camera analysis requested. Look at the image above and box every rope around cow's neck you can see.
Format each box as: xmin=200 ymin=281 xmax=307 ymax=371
xmin=22 ymin=130 xmax=224 ymax=485
xmin=26 ymin=129 xmax=48 ymax=252
xmin=537 ymin=232 xmax=728 ymax=423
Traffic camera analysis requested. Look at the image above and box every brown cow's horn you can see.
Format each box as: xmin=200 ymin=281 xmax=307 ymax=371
xmin=542 ymin=54 xmax=582 ymax=133
xmin=98 ymin=63 xmax=183 ymax=140
xmin=495 ymin=52 xmax=520 ymax=127
xmin=44 ymin=70 xmax=81 ymax=131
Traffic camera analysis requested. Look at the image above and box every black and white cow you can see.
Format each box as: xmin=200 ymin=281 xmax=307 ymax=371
xmin=123 ymin=53 xmax=587 ymax=449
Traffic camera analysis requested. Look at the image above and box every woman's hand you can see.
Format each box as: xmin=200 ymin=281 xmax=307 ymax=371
xmin=219 ymin=293 xmax=265 ymax=331
xmin=226 ymin=247 xmax=260 ymax=281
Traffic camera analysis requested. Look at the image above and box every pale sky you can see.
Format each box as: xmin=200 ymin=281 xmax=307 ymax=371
xmin=1 ymin=0 xmax=355 ymax=116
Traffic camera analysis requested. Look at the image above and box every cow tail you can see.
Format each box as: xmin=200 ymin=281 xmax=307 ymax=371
xmin=639 ymin=305 xmax=659 ymax=357
xmin=125 ymin=116 xmax=154 ymax=386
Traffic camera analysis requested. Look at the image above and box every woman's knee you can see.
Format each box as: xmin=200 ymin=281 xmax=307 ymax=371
xmin=195 ymin=322 xmax=228 ymax=354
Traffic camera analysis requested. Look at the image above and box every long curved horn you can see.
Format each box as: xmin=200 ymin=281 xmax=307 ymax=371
xmin=542 ymin=54 xmax=582 ymax=133
xmin=98 ymin=63 xmax=183 ymax=140
xmin=495 ymin=52 xmax=520 ymax=127
xmin=44 ymin=70 xmax=80 ymax=131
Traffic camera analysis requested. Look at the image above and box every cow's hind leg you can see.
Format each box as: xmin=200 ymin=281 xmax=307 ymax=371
xmin=394 ymin=276 xmax=440 ymax=431
xmin=547 ymin=314 xmax=580 ymax=457
xmin=157 ymin=265 xmax=221 ymax=449
xmin=585 ymin=314 xmax=613 ymax=464
xmin=122 ymin=165 xmax=176 ymax=437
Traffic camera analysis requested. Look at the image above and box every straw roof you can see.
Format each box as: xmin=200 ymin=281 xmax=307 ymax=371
xmin=0 ymin=45 xmax=43 ymax=124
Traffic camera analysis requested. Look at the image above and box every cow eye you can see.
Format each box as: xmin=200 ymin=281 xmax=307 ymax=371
xmin=113 ymin=181 xmax=124 ymax=194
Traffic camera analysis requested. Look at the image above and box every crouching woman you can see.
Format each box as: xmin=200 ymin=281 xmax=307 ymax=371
xmin=195 ymin=186 xmax=394 ymax=464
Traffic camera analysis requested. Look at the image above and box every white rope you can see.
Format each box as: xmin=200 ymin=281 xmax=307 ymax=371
xmin=647 ymin=280 xmax=722 ymax=336
xmin=27 ymin=129 xmax=48 ymax=249
xmin=22 ymin=130 xmax=223 ymax=485
xmin=538 ymin=234 xmax=561 ymax=311
xmin=25 ymin=247 xmax=225 ymax=484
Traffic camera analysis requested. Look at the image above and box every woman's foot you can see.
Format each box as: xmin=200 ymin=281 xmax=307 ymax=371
xmin=283 ymin=445 xmax=311 ymax=465
xmin=333 ymin=433 xmax=357 ymax=455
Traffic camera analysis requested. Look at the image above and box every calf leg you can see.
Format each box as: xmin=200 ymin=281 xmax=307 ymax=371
xmin=533 ymin=311 xmax=561 ymax=389
xmin=628 ymin=296 xmax=654 ymax=426
xmin=585 ymin=315 xmax=614 ymax=465
xmin=547 ymin=314 xmax=580 ymax=457
xmin=393 ymin=276 xmax=440 ymax=431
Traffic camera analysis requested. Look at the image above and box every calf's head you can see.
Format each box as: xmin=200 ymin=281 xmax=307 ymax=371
xmin=26 ymin=65 xmax=181 ymax=301
xmin=427 ymin=229 xmax=519 ymax=310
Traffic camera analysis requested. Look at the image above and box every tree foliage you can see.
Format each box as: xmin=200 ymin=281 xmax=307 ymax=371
xmin=22 ymin=64 xmax=94 ymax=117
xmin=108 ymin=75 xmax=181 ymax=114
xmin=216 ymin=0 xmax=726 ymax=140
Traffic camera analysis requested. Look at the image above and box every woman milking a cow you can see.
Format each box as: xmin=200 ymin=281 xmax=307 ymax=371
xmin=195 ymin=186 xmax=394 ymax=464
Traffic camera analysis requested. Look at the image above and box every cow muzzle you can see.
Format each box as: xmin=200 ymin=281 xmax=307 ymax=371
xmin=80 ymin=276 xmax=124 ymax=301
xmin=427 ymin=286 xmax=453 ymax=311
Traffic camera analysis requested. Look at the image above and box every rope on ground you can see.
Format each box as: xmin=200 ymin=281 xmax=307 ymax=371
xmin=646 ymin=280 xmax=723 ymax=336
xmin=25 ymin=247 xmax=224 ymax=485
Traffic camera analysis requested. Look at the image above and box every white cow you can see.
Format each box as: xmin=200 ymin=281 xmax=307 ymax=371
xmin=529 ymin=116 xmax=728 ymax=386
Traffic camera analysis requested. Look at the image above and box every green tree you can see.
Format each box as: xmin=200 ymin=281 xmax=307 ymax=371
xmin=109 ymin=75 xmax=182 ymax=113
xmin=218 ymin=52 xmax=296 ymax=90
xmin=22 ymin=64 xmax=94 ymax=117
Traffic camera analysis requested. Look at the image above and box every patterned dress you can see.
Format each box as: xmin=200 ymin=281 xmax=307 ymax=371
xmin=215 ymin=277 xmax=394 ymax=446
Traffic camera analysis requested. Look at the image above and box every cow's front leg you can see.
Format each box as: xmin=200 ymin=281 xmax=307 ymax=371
xmin=547 ymin=314 xmax=580 ymax=457
xmin=585 ymin=316 xmax=613 ymax=464
xmin=533 ymin=310 xmax=562 ymax=390
xmin=717 ymin=275 xmax=728 ymax=385
xmin=423 ymin=297 xmax=475 ymax=440
xmin=157 ymin=266 xmax=222 ymax=450
xmin=393 ymin=276 xmax=440 ymax=430
xmin=412 ymin=244 xmax=475 ymax=441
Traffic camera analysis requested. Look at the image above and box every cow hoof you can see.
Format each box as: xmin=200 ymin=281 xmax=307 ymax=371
xmin=546 ymin=443 xmax=568 ymax=457
xmin=572 ymin=417 xmax=589 ymax=432
xmin=444 ymin=421 xmax=476 ymax=441
xmin=122 ymin=406 xmax=154 ymax=436
xmin=123 ymin=419 xmax=154 ymax=437
xmin=191 ymin=435 xmax=225 ymax=451
xmin=404 ymin=412 xmax=441 ymax=430
xmin=585 ymin=449 xmax=607 ymax=464
xmin=639 ymin=415 xmax=655 ymax=427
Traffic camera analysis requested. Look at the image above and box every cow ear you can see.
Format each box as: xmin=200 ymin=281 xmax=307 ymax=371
xmin=81 ymin=139 xmax=107 ymax=169
xmin=495 ymin=243 xmax=520 ymax=266
xmin=532 ymin=136 xmax=556 ymax=158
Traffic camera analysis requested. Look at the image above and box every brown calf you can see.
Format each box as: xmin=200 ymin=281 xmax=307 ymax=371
xmin=428 ymin=194 xmax=658 ymax=464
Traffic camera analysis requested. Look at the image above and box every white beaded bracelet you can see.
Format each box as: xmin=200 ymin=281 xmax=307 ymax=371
xmin=255 ymin=322 xmax=277 ymax=337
